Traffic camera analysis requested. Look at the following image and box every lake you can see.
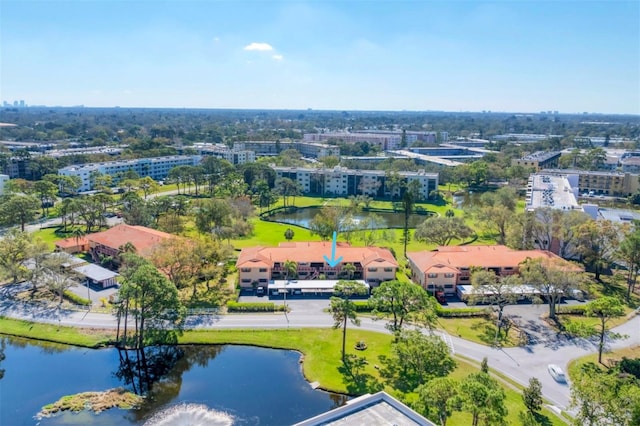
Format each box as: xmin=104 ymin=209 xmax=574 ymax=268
xmin=265 ymin=207 xmax=430 ymax=229
xmin=0 ymin=336 xmax=348 ymax=425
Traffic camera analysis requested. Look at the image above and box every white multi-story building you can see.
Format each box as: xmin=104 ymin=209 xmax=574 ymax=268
xmin=58 ymin=155 xmax=202 ymax=191
xmin=233 ymin=141 xmax=340 ymax=159
xmin=303 ymin=132 xmax=402 ymax=151
xmin=191 ymin=143 xmax=256 ymax=165
xmin=273 ymin=166 xmax=438 ymax=200
xmin=0 ymin=174 xmax=9 ymax=195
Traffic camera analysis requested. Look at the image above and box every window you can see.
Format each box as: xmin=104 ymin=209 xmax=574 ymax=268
xmin=444 ymin=284 xmax=454 ymax=289
xmin=444 ymin=273 xmax=454 ymax=278
xmin=241 ymin=279 xmax=251 ymax=283
xmin=259 ymin=268 xmax=268 ymax=273
xmin=368 ymin=267 xmax=377 ymax=272
xmin=427 ymin=273 xmax=438 ymax=278
xmin=427 ymin=284 xmax=435 ymax=289
xmin=384 ymin=268 xmax=393 ymax=272
xmin=240 ymin=268 xmax=251 ymax=273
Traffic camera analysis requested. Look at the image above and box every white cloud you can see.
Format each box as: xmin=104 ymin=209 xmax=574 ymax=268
xmin=272 ymin=54 xmax=283 ymax=61
xmin=244 ymin=42 xmax=274 ymax=51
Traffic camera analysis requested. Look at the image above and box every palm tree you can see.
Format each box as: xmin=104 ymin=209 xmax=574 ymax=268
xmin=71 ymin=227 xmax=85 ymax=253
xmin=341 ymin=263 xmax=356 ymax=280
xmin=283 ymin=260 xmax=298 ymax=281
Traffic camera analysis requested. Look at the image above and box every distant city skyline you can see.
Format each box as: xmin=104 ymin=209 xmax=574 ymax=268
xmin=1 ymin=1 xmax=639 ymax=115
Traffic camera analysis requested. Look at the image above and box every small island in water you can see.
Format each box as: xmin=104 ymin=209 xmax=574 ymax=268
xmin=38 ymin=388 xmax=144 ymax=418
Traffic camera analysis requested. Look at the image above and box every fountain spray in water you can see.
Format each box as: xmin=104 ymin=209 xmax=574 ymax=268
xmin=144 ymin=403 xmax=234 ymax=426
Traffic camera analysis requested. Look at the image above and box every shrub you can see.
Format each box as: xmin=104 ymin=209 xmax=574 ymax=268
xmin=556 ymin=305 xmax=587 ymax=315
xmin=436 ymin=306 xmax=490 ymax=318
xmin=63 ymin=290 xmax=91 ymax=306
xmin=353 ymin=301 xmax=374 ymax=312
xmin=226 ymin=302 xmax=287 ymax=312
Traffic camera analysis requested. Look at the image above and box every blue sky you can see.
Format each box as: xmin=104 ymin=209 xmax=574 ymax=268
xmin=1 ymin=0 xmax=639 ymax=114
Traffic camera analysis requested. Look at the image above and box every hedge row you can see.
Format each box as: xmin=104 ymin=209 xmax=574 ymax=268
xmin=436 ymin=306 xmax=490 ymax=318
xmin=353 ymin=301 xmax=374 ymax=312
xmin=351 ymin=301 xmax=488 ymax=318
xmin=556 ymin=305 xmax=587 ymax=315
xmin=63 ymin=290 xmax=91 ymax=306
xmin=226 ymin=302 xmax=287 ymax=312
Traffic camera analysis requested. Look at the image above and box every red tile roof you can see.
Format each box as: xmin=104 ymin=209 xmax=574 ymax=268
xmin=86 ymin=224 xmax=174 ymax=256
xmin=407 ymin=245 xmax=580 ymax=273
xmin=236 ymin=242 xmax=398 ymax=268
xmin=55 ymin=236 xmax=89 ymax=249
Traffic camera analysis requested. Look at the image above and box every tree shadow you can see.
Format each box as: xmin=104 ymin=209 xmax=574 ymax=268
xmin=338 ymin=354 xmax=384 ymax=395
xmin=375 ymin=354 xmax=416 ymax=393
xmin=534 ymin=412 xmax=554 ymax=426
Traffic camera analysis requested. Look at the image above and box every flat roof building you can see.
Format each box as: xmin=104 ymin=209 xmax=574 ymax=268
xmin=513 ymin=151 xmax=561 ymax=171
xmin=295 ymin=391 xmax=434 ymax=426
xmin=58 ymin=155 xmax=202 ymax=191
xmin=273 ymin=166 xmax=438 ymax=200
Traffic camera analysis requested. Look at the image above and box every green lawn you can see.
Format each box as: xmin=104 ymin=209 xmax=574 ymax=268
xmin=0 ymin=316 xmax=114 ymax=348
xmin=33 ymin=226 xmax=63 ymax=250
xmin=2 ymin=317 xmax=566 ymax=425
xmin=568 ymin=344 xmax=640 ymax=379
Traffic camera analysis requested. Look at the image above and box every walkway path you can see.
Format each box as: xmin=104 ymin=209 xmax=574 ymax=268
xmin=1 ymin=282 xmax=638 ymax=413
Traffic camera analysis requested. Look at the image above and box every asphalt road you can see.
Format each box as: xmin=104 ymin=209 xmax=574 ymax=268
xmin=1 ymin=284 xmax=638 ymax=413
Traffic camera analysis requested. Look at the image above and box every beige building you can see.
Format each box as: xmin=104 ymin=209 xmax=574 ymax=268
xmin=236 ymin=242 xmax=398 ymax=289
xmin=542 ymin=169 xmax=640 ymax=197
xmin=512 ymin=151 xmax=561 ymax=171
xmin=407 ymin=245 xmax=579 ymax=295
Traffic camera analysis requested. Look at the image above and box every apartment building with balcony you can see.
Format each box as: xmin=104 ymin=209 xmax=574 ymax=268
xmin=273 ymin=166 xmax=438 ymax=200
xmin=236 ymin=242 xmax=398 ymax=290
xmin=58 ymin=155 xmax=202 ymax=191
xmin=540 ymin=169 xmax=639 ymax=197
xmin=407 ymin=245 xmax=579 ymax=295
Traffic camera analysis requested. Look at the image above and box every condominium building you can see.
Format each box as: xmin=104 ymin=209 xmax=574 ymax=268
xmin=512 ymin=151 xmax=561 ymax=171
xmin=236 ymin=242 xmax=398 ymax=289
xmin=233 ymin=141 xmax=340 ymax=159
xmin=273 ymin=166 xmax=439 ymax=200
xmin=407 ymin=245 xmax=580 ymax=295
xmin=303 ymin=132 xmax=401 ymax=151
xmin=541 ymin=169 xmax=640 ymax=197
xmin=0 ymin=174 xmax=9 ymax=195
xmin=191 ymin=143 xmax=256 ymax=165
xmin=58 ymin=155 xmax=202 ymax=191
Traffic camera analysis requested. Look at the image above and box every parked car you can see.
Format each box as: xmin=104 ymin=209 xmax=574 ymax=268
xmin=548 ymin=364 xmax=567 ymax=383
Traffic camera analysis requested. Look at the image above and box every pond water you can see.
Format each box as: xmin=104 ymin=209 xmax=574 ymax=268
xmin=266 ymin=207 xmax=429 ymax=229
xmin=0 ymin=337 xmax=348 ymax=425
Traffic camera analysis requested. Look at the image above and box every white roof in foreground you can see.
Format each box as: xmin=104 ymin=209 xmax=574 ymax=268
xmin=268 ymin=280 xmax=368 ymax=290
xmin=294 ymin=391 xmax=435 ymax=426
xmin=73 ymin=264 xmax=119 ymax=282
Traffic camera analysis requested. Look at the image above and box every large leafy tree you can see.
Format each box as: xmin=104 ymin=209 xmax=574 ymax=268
xmin=415 ymin=377 xmax=459 ymax=426
xmin=0 ymin=229 xmax=46 ymax=284
xmin=388 ymin=330 xmax=456 ymax=391
xmin=414 ymin=216 xmax=473 ymax=246
xmin=470 ymin=270 xmax=521 ymax=341
xmin=584 ymin=296 xmax=625 ymax=364
xmin=618 ymin=227 xmax=640 ymax=301
xmin=329 ymin=280 xmax=368 ymax=362
xmin=574 ymin=220 xmax=622 ymax=280
xmin=522 ymin=377 xmax=543 ymax=416
xmin=117 ymin=255 xmax=186 ymax=348
xmin=519 ymin=257 xmax=584 ymax=320
xmin=369 ymin=280 xmax=433 ymax=335
xmin=0 ymin=193 xmax=41 ymax=231
xmin=571 ymin=363 xmax=640 ymax=426
xmin=458 ymin=372 xmax=508 ymax=426
xmin=194 ymin=198 xmax=232 ymax=235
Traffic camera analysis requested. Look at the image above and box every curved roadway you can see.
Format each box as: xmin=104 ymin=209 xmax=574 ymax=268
xmin=1 ymin=285 xmax=638 ymax=414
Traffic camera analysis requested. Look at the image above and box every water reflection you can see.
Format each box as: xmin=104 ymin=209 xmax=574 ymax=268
xmin=1 ymin=337 xmax=348 ymax=425
xmin=266 ymin=206 xmax=428 ymax=229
